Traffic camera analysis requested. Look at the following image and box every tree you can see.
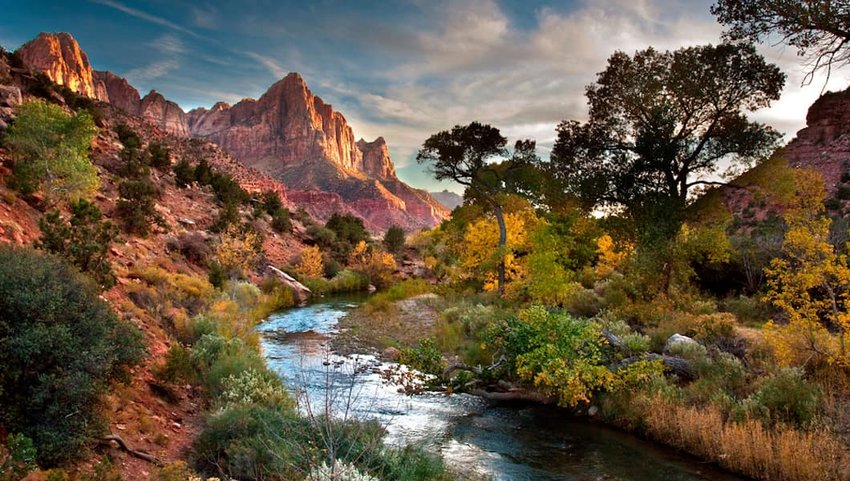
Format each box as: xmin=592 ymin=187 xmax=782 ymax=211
xmin=417 ymin=122 xmax=537 ymax=294
xmin=763 ymin=171 xmax=850 ymax=366
xmin=551 ymin=44 xmax=784 ymax=220
xmin=295 ymin=245 xmax=324 ymax=279
xmin=712 ymin=0 xmax=850 ymax=84
xmin=383 ymin=225 xmax=406 ymax=254
xmin=36 ymin=199 xmax=119 ymax=288
xmin=0 ymin=247 xmax=143 ymax=465
xmin=213 ymin=225 xmax=262 ymax=281
xmin=349 ymin=241 xmax=397 ymax=289
xmin=174 ymin=157 xmax=194 ymax=187
xmin=4 ymin=99 xmax=98 ymax=202
xmin=147 ymin=141 xmax=171 ymax=170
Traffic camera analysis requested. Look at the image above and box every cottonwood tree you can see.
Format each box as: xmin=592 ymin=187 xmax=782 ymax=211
xmin=5 ymin=99 xmax=98 ymax=202
xmin=417 ymin=122 xmax=538 ymax=294
xmin=551 ymin=43 xmax=784 ymax=236
xmin=712 ymin=0 xmax=850 ymax=84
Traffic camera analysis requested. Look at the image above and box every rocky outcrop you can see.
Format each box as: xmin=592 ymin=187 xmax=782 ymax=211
xmin=17 ymin=32 xmax=108 ymax=101
xmin=429 ymin=190 xmax=463 ymax=210
xmin=93 ymin=70 xmax=140 ymax=115
xmin=140 ymin=90 xmax=189 ymax=137
xmin=357 ymin=137 xmax=396 ymax=179
xmin=16 ymin=32 xmax=447 ymax=230
xmin=188 ymin=73 xmax=449 ymax=230
xmin=17 ymin=32 xmax=189 ymax=137
xmin=784 ymin=88 xmax=850 ymax=192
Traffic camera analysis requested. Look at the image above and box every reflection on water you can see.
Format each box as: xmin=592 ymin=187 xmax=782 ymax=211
xmin=259 ymin=297 xmax=745 ymax=481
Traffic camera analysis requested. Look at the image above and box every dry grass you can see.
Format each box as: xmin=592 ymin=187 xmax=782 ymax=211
xmin=639 ymin=395 xmax=850 ymax=481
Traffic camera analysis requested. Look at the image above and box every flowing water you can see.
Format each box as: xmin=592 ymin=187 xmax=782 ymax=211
xmin=259 ymin=297 xmax=746 ymax=481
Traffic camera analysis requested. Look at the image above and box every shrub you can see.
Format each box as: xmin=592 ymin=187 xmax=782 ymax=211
xmin=746 ymin=368 xmax=822 ymax=427
xmin=5 ymin=99 xmax=98 ymax=201
xmin=218 ymin=368 xmax=294 ymax=410
xmin=271 ymin=208 xmax=291 ymax=233
xmin=307 ymin=461 xmax=378 ymax=481
xmin=170 ymin=232 xmax=211 ymax=266
xmin=37 ymin=199 xmax=119 ymax=288
xmin=116 ymin=179 xmax=164 ymax=236
xmin=398 ymin=338 xmax=446 ymax=377
xmin=148 ymin=141 xmax=171 ymax=171
xmin=210 ymin=173 xmax=248 ymax=206
xmin=0 ymin=247 xmax=143 ymax=465
xmin=0 ymin=433 xmax=38 ymax=480
xmin=174 ymin=158 xmax=194 ymax=187
xmin=383 ymin=225 xmax=405 ymax=254
xmin=193 ymin=158 xmax=213 ymax=185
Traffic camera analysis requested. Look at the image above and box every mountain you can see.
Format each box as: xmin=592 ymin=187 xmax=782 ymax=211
xmin=429 ymin=190 xmax=463 ymax=210
xmin=16 ymin=32 xmax=448 ymax=231
xmin=186 ymin=73 xmax=448 ymax=231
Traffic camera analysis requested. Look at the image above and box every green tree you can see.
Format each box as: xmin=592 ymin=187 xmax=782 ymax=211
xmin=712 ymin=0 xmax=850 ymax=84
xmin=36 ymin=199 xmax=119 ymax=288
xmin=116 ymin=179 xmax=164 ymax=236
xmin=4 ymin=99 xmax=98 ymax=202
xmin=383 ymin=225 xmax=406 ymax=254
xmin=0 ymin=247 xmax=143 ymax=465
xmin=417 ymin=123 xmax=538 ymax=294
xmin=551 ymin=44 xmax=784 ymax=216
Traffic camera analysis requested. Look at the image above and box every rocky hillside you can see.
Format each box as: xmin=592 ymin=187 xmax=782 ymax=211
xmin=16 ymin=32 xmax=448 ymax=231
xmin=429 ymin=190 xmax=463 ymax=210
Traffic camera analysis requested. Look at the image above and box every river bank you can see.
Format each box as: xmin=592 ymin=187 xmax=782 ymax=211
xmin=260 ymin=296 xmax=749 ymax=481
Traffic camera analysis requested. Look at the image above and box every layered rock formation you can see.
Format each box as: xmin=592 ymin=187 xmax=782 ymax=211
xmin=429 ymin=190 xmax=464 ymax=210
xmin=16 ymin=32 xmax=448 ymax=230
xmin=187 ymin=73 xmax=448 ymax=230
xmin=17 ymin=32 xmax=108 ymax=101
xmin=17 ymin=32 xmax=188 ymax=137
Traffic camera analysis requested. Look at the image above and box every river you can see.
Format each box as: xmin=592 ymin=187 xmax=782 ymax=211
xmin=258 ymin=296 xmax=747 ymax=481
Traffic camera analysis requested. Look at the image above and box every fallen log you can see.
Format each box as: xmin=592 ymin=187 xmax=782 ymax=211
xmin=615 ymin=353 xmax=695 ymax=380
xmin=101 ymin=434 xmax=162 ymax=466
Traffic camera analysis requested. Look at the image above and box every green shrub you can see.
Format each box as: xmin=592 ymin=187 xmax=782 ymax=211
xmin=271 ymin=208 xmax=292 ymax=233
xmin=36 ymin=199 xmax=119 ymax=288
xmin=193 ymin=158 xmax=214 ymax=185
xmin=174 ymin=158 xmax=194 ymax=187
xmin=383 ymin=225 xmax=405 ymax=254
xmin=155 ymin=345 xmax=199 ymax=385
xmin=210 ymin=173 xmax=249 ymax=206
xmin=147 ymin=141 xmax=171 ymax=171
xmin=746 ymin=368 xmax=822 ymax=427
xmin=0 ymin=247 xmax=143 ymax=465
xmin=0 ymin=433 xmax=38 ymax=480
xmin=116 ymin=179 xmax=164 ymax=236
xmin=218 ymin=368 xmax=294 ymax=410
xmin=398 ymin=338 xmax=445 ymax=378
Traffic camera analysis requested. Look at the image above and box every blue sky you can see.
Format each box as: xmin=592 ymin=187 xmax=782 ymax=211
xmin=2 ymin=0 xmax=848 ymax=192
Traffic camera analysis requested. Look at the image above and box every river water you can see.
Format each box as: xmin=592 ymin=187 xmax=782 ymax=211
xmin=258 ymin=297 xmax=746 ymax=481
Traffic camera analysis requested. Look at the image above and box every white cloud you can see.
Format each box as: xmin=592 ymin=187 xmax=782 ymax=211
xmin=124 ymin=59 xmax=179 ymax=82
xmin=90 ymin=0 xmax=203 ymax=38
xmin=244 ymin=51 xmax=288 ymax=79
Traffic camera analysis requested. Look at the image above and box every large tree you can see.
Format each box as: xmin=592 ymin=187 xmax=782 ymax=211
xmin=417 ymin=122 xmax=538 ymax=294
xmin=712 ymin=0 xmax=850 ymax=84
xmin=550 ymin=43 xmax=784 ymax=224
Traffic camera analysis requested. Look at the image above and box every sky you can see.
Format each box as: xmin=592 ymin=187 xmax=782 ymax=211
xmin=1 ymin=0 xmax=849 ymax=193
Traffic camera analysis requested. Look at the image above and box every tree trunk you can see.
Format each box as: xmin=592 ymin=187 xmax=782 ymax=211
xmin=494 ymin=203 xmax=507 ymax=296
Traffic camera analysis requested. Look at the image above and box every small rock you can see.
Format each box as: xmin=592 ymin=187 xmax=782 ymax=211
xmin=381 ymin=347 xmax=402 ymax=361
xmin=588 ymin=405 xmax=599 ymax=416
xmin=664 ymin=333 xmax=698 ymax=355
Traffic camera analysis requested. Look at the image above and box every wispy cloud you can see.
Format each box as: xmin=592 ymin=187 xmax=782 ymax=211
xmin=244 ymin=51 xmax=288 ymax=79
xmin=124 ymin=59 xmax=179 ymax=82
xmin=191 ymin=4 xmax=219 ymax=29
xmin=89 ymin=0 xmax=202 ymax=38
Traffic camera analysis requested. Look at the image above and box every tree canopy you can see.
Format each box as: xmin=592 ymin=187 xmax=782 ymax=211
xmin=712 ymin=0 xmax=850 ymax=84
xmin=5 ymin=99 xmax=98 ymax=202
xmin=550 ymin=43 xmax=784 ymax=218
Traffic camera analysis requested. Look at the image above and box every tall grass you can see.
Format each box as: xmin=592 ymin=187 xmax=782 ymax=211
xmin=638 ymin=395 xmax=850 ymax=481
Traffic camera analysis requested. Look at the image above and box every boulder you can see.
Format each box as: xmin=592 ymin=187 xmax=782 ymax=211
xmin=663 ymin=333 xmax=698 ymax=355
xmin=266 ymin=265 xmax=311 ymax=306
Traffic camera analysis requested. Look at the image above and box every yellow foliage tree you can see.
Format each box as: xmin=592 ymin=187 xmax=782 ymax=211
xmin=295 ymin=245 xmax=324 ymax=279
xmin=215 ymin=226 xmax=261 ymax=279
xmin=460 ymin=206 xmax=538 ymax=292
xmin=350 ymin=240 xmax=396 ymax=288
xmin=763 ymin=170 xmax=850 ymax=367
xmin=595 ymin=234 xmax=632 ymax=278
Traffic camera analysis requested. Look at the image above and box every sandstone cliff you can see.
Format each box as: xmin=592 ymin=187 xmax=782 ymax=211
xmin=17 ymin=32 xmax=108 ymax=101
xmin=16 ymin=32 xmax=448 ymax=230
xmin=187 ymin=73 xmax=448 ymax=230
xmin=17 ymin=32 xmax=189 ymax=137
